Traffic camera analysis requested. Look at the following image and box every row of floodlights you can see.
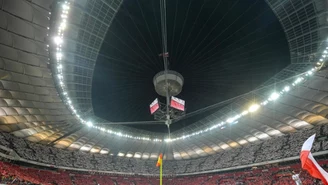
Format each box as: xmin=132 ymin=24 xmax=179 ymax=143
xmin=51 ymin=1 xmax=327 ymax=143
xmin=52 ymin=2 xmax=79 ymax=122
xmin=51 ymin=2 xmax=162 ymax=142
xmin=164 ymin=48 xmax=327 ymax=142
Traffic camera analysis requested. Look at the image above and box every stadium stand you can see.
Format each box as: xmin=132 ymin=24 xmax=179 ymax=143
xmin=0 ymin=124 xmax=326 ymax=175
xmin=0 ymin=159 xmax=327 ymax=185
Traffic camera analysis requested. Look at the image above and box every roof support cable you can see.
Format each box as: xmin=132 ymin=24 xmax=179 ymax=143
xmin=160 ymin=0 xmax=171 ymax=139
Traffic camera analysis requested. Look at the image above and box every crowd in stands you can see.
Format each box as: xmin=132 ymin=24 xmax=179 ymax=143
xmin=0 ymin=124 xmax=326 ymax=175
xmin=0 ymin=162 xmax=39 ymax=185
xmin=0 ymin=159 xmax=326 ymax=185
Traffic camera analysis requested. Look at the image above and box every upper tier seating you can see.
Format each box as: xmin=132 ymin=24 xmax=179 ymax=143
xmin=0 ymin=124 xmax=326 ymax=174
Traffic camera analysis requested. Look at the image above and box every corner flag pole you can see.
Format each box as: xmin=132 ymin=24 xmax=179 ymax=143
xmin=160 ymin=160 xmax=163 ymax=185
xmin=156 ymin=153 xmax=163 ymax=185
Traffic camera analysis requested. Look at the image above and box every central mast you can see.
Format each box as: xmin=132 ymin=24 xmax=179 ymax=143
xmin=149 ymin=0 xmax=186 ymax=138
xmin=159 ymin=0 xmax=170 ymax=131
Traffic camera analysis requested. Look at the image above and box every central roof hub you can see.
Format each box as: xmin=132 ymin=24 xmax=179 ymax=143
xmin=153 ymin=70 xmax=184 ymax=97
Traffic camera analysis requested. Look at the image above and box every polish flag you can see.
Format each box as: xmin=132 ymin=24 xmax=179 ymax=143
xmin=150 ymin=98 xmax=159 ymax=114
xmin=170 ymin=96 xmax=185 ymax=111
xmin=158 ymin=52 xmax=169 ymax=57
xmin=300 ymin=134 xmax=328 ymax=185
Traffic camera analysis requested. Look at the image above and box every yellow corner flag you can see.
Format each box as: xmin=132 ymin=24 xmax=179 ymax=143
xmin=156 ymin=153 xmax=163 ymax=185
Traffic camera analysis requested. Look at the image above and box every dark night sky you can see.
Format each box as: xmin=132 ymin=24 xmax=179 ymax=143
xmin=92 ymin=0 xmax=290 ymax=133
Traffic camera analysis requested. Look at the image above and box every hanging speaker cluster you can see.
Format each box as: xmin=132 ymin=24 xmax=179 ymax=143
xmin=150 ymin=70 xmax=186 ymax=121
xmin=153 ymin=70 xmax=184 ymax=97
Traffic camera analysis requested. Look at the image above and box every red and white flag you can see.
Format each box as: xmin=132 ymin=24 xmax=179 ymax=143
xmin=300 ymin=134 xmax=328 ymax=185
xmin=158 ymin=52 xmax=169 ymax=57
xmin=150 ymin=98 xmax=159 ymax=114
xmin=170 ymin=96 xmax=185 ymax=111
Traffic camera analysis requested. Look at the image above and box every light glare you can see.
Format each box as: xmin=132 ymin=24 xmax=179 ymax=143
xmin=56 ymin=52 xmax=63 ymax=59
xmin=86 ymin=121 xmax=93 ymax=127
xmin=62 ymin=4 xmax=69 ymax=10
xmin=269 ymin=92 xmax=280 ymax=101
xmin=241 ymin=111 xmax=248 ymax=116
xmin=284 ymin=86 xmax=290 ymax=92
xmin=53 ymin=36 xmax=63 ymax=45
xmin=60 ymin=22 xmax=67 ymax=30
xmin=248 ymin=104 xmax=260 ymax=113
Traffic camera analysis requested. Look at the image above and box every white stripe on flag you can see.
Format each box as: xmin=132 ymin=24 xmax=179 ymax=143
xmin=308 ymin=153 xmax=328 ymax=183
xmin=301 ymin=134 xmax=316 ymax=151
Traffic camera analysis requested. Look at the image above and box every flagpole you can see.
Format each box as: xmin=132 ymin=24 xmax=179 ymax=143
xmin=160 ymin=162 xmax=163 ymax=185
xmin=156 ymin=153 xmax=163 ymax=185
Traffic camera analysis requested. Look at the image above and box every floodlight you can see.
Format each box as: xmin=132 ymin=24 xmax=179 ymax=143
xmin=284 ymin=86 xmax=290 ymax=92
xmin=56 ymin=52 xmax=63 ymax=59
xmin=248 ymin=104 xmax=260 ymax=112
xmin=86 ymin=121 xmax=93 ymax=127
xmin=53 ymin=36 xmax=63 ymax=45
xmin=269 ymin=92 xmax=280 ymax=101
xmin=62 ymin=4 xmax=69 ymax=10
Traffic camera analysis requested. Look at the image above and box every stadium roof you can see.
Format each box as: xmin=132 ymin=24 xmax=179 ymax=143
xmin=92 ymin=0 xmax=291 ymax=132
xmin=0 ymin=0 xmax=327 ymax=160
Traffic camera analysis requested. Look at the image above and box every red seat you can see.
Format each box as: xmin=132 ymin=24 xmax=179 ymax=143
xmin=0 ymin=160 xmax=322 ymax=185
